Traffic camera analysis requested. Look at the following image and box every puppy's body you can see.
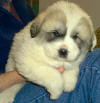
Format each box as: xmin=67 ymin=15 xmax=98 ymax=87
xmin=0 ymin=1 xmax=96 ymax=103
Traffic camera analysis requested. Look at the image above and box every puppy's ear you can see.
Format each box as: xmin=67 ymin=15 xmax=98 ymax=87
xmin=90 ymin=34 xmax=97 ymax=51
xmin=30 ymin=22 xmax=40 ymax=38
xmin=87 ymin=18 xmax=97 ymax=51
xmin=30 ymin=12 xmax=46 ymax=38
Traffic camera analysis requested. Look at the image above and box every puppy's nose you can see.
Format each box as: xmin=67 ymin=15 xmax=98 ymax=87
xmin=58 ymin=48 xmax=68 ymax=58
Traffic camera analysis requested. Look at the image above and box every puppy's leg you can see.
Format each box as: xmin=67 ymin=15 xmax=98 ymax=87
xmin=63 ymin=68 xmax=79 ymax=92
xmin=16 ymin=62 xmax=63 ymax=99
xmin=0 ymin=56 xmax=25 ymax=103
xmin=0 ymin=83 xmax=24 ymax=103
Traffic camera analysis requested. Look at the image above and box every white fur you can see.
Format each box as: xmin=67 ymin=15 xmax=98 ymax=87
xmin=0 ymin=1 xmax=96 ymax=102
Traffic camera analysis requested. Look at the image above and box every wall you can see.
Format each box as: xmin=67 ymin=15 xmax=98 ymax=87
xmin=39 ymin=0 xmax=100 ymax=29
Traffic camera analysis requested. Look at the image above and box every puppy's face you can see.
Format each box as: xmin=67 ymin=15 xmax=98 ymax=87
xmin=30 ymin=1 xmax=96 ymax=62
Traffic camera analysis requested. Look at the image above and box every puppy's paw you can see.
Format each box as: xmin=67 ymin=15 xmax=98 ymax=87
xmin=50 ymin=91 xmax=61 ymax=100
xmin=47 ymin=77 xmax=64 ymax=99
xmin=49 ymin=86 xmax=63 ymax=100
xmin=63 ymin=76 xmax=77 ymax=92
xmin=63 ymin=70 xmax=78 ymax=92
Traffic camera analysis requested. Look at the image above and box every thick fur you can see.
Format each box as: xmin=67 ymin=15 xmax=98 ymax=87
xmin=0 ymin=1 xmax=96 ymax=103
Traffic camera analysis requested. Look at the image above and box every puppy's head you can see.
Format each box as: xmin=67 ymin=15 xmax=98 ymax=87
xmin=30 ymin=1 xmax=96 ymax=62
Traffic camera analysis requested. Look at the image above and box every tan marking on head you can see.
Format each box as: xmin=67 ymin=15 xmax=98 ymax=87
xmin=46 ymin=10 xmax=66 ymax=24
xmin=76 ymin=17 xmax=93 ymax=40
xmin=42 ymin=10 xmax=67 ymax=32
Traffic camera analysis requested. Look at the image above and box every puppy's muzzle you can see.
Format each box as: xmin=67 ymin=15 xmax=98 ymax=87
xmin=58 ymin=48 xmax=68 ymax=58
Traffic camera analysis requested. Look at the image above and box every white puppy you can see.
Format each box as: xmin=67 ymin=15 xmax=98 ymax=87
xmin=0 ymin=1 xmax=96 ymax=103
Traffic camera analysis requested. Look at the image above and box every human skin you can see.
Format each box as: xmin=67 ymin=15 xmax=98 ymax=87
xmin=0 ymin=70 xmax=25 ymax=92
xmin=0 ymin=67 xmax=65 ymax=92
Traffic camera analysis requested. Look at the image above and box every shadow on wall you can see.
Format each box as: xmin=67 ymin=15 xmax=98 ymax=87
xmin=95 ymin=27 xmax=100 ymax=48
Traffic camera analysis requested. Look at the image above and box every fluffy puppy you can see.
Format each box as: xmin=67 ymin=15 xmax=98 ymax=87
xmin=0 ymin=1 xmax=96 ymax=102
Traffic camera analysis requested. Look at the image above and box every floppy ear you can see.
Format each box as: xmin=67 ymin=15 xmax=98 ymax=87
xmin=30 ymin=22 xmax=40 ymax=38
xmin=91 ymin=34 xmax=97 ymax=51
xmin=30 ymin=12 xmax=46 ymax=38
xmin=87 ymin=18 xmax=97 ymax=51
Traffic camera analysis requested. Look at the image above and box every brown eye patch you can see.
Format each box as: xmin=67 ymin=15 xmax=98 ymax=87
xmin=71 ymin=32 xmax=85 ymax=49
xmin=46 ymin=30 xmax=66 ymax=42
xmin=72 ymin=33 xmax=80 ymax=40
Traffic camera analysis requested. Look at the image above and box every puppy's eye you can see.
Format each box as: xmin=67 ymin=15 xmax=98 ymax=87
xmin=72 ymin=33 xmax=79 ymax=40
xmin=53 ymin=31 xmax=60 ymax=37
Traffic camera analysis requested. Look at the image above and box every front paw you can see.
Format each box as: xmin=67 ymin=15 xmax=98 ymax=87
xmin=47 ymin=79 xmax=64 ymax=99
xmin=63 ymin=76 xmax=77 ymax=92
xmin=63 ymin=70 xmax=78 ymax=92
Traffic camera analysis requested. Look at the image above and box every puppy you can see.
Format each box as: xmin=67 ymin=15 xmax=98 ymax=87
xmin=0 ymin=1 xmax=96 ymax=102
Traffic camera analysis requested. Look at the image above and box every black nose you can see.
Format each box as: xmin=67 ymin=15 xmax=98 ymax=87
xmin=58 ymin=48 xmax=68 ymax=58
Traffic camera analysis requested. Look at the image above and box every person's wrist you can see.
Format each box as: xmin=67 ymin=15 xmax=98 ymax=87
xmin=13 ymin=70 xmax=26 ymax=83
